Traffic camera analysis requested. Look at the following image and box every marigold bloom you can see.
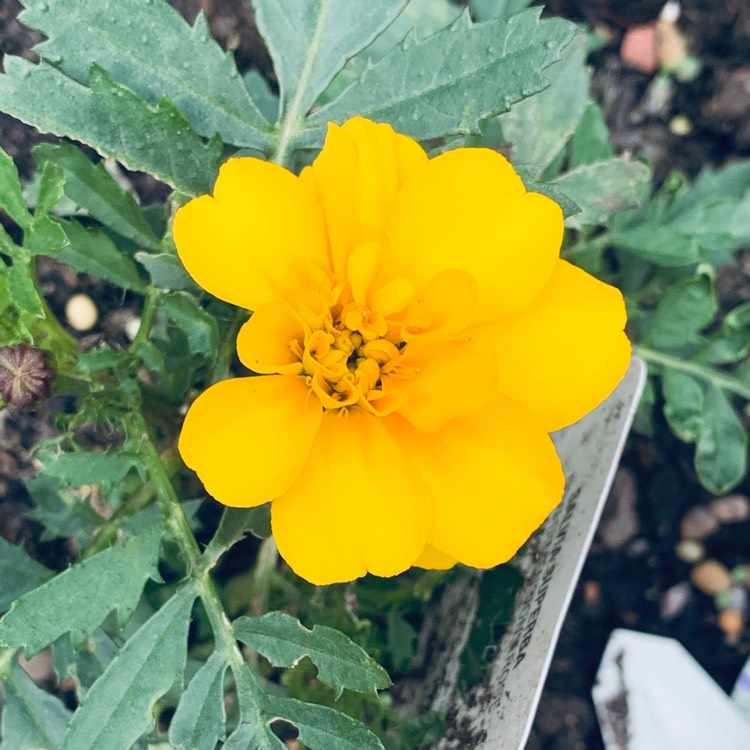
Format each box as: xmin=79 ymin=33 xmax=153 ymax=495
xmin=174 ymin=117 xmax=630 ymax=585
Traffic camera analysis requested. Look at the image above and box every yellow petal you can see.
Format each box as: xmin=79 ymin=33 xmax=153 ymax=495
xmin=236 ymin=302 xmax=304 ymax=375
xmin=301 ymin=117 xmax=428 ymax=277
xmin=272 ymin=408 xmax=433 ymax=584
xmin=413 ymin=544 xmax=456 ymax=570
xmin=494 ymin=259 xmax=631 ymax=432
xmin=174 ymin=158 xmax=329 ymax=311
xmin=389 ymin=396 xmax=564 ymax=569
xmin=383 ymin=333 xmax=498 ymax=432
xmin=384 ymin=148 xmax=563 ymax=322
xmin=179 ymin=376 xmax=321 ymax=507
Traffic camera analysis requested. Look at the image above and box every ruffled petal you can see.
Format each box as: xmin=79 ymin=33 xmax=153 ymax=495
xmin=300 ymin=117 xmax=428 ymax=277
xmin=236 ymin=302 xmax=305 ymax=375
xmin=384 ymin=332 xmax=498 ymax=432
xmin=174 ymin=158 xmax=329 ymax=311
xmin=388 ymin=396 xmax=564 ymax=569
xmin=413 ymin=544 xmax=456 ymax=570
xmin=384 ymin=148 xmax=562 ymax=322
xmin=493 ymin=259 xmax=631 ymax=432
xmin=271 ymin=408 xmax=433 ymax=584
xmin=179 ymin=376 xmax=321 ymax=507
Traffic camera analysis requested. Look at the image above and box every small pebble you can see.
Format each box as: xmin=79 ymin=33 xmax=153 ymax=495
xmin=125 ymin=316 xmax=142 ymax=341
xmin=660 ymin=581 xmax=692 ymax=620
xmin=669 ymin=114 xmax=693 ymax=136
xmin=709 ymin=494 xmax=750 ymax=524
xmin=732 ymin=564 xmax=750 ymax=587
xmin=680 ymin=505 xmax=719 ymax=540
xmin=65 ymin=293 xmax=98 ymax=332
xmin=675 ymin=538 xmax=705 ymax=564
xmin=717 ymin=609 xmax=745 ymax=640
xmin=715 ymin=586 xmax=748 ymax=613
xmin=691 ymin=559 xmax=732 ymax=596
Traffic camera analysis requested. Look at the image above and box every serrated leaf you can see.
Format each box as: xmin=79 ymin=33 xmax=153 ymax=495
xmin=470 ymin=0 xmax=533 ymax=22
xmin=135 ymin=252 xmax=198 ymax=291
xmin=41 ymin=449 xmax=143 ymax=487
xmin=159 ymin=291 xmax=219 ymax=359
xmin=59 ymin=583 xmax=196 ymax=750
xmin=0 ymin=58 xmax=221 ymax=196
xmin=33 ymin=142 xmax=160 ymax=250
xmin=695 ymin=384 xmax=748 ymax=494
xmin=6 ymin=260 xmax=44 ymax=316
xmin=0 ymin=538 xmax=53 ymax=612
xmin=34 ymin=161 xmax=65 ymax=218
xmin=554 ymin=156 xmax=651 ymax=229
xmin=210 ymin=507 xmax=272 ymax=554
xmin=498 ymin=33 xmax=590 ymax=179
xmin=0 ymin=146 xmax=30 ymax=230
xmin=569 ymin=101 xmax=613 ymax=168
xmin=298 ymin=9 xmax=576 ymax=147
xmin=20 ymin=0 xmax=272 ymax=149
xmin=0 ymin=521 xmax=164 ymax=655
xmin=235 ymin=612 xmax=390 ymax=697
xmin=169 ymin=650 xmax=227 ymax=750
xmin=51 ymin=220 xmax=146 ymax=292
xmin=263 ymin=693 xmax=385 ymax=750
xmin=0 ymin=658 xmax=72 ymax=750
xmin=642 ymin=273 xmax=717 ymax=350
xmin=662 ymin=370 xmax=704 ymax=443
xmin=254 ymin=0 xmax=406 ymax=116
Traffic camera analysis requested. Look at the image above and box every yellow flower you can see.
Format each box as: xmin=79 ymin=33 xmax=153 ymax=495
xmin=174 ymin=117 xmax=630 ymax=585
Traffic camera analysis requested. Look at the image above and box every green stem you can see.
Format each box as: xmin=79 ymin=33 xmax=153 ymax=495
xmin=633 ymin=344 xmax=750 ymax=400
xmin=130 ymin=286 xmax=161 ymax=353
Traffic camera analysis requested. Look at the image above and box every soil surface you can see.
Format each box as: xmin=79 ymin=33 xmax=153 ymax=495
xmin=2 ymin=1 xmax=750 ymax=749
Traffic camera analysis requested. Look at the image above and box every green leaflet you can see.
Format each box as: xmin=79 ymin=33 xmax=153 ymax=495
xmin=297 ymin=9 xmax=576 ymax=148
xmin=169 ymin=650 xmax=228 ymax=750
xmin=0 ymin=146 xmax=30 ymax=230
xmin=59 ymin=583 xmax=196 ymax=750
xmin=0 ymin=58 xmax=221 ymax=196
xmin=33 ymin=142 xmax=161 ymax=250
xmin=0 ymin=538 xmax=53 ymax=612
xmin=235 ymin=612 xmax=390 ymax=698
xmin=0 ymin=521 xmax=164 ymax=655
xmin=20 ymin=0 xmax=272 ymax=149
xmin=253 ymin=0 xmax=406 ymax=117
xmin=662 ymin=370 xmax=705 ymax=443
xmin=569 ymin=101 xmax=614 ymax=168
xmin=158 ymin=291 xmax=220 ymax=360
xmin=0 ymin=658 xmax=72 ymax=750
xmin=135 ymin=252 xmax=198 ymax=292
xmin=40 ymin=450 xmax=144 ymax=488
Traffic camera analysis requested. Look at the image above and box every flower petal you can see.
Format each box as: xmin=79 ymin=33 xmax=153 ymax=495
xmin=174 ymin=158 xmax=328 ymax=311
xmin=494 ymin=259 xmax=631 ymax=432
xmin=236 ymin=302 xmax=304 ymax=375
xmin=413 ymin=544 xmax=456 ymax=570
xmin=384 ymin=148 xmax=563 ymax=322
xmin=271 ymin=408 xmax=433 ymax=584
xmin=179 ymin=376 xmax=321 ymax=507
xmin=300 ymin=117 xmax=428 ymax=277
xmin=389 ymin=396 xmax=564 ymax=569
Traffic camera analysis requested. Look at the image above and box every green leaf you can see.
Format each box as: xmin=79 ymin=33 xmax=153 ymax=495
xmin=33 ymin=142 xmax=160 ymax=250
xmin=553 ymin=156 xmax=651 ymax=230
xmin=159 ymin=291 xmax=219 ymax=359
xmin=0 ymin=146 xmax=30 ymax=230
xmin=662 ymin=370 xmax=704 ymax=443
xmin=6 ymin=260 xmax=44 ymax=316
xmin=0 ymin=658 xmax=72 ymax=750
xmin=695 ymin=301 xmax=750 ymax=365
xmin=0 ymin=538 xmax=53 ymax=612
xmin=210 ymin=507 xmax=272 ymax=553
xmin=498 ymin=33 xmax=590 ymax=179
xmin=642 ymin=273 xmax=717 ymax=349
xmin=235 ymin=612 xmax=390 ymax=698
xmin=263 ymin=693 xmax=385 ymax=750
xmin=59 ymin=583 xmax=196 ymax=750
xmin=243 ymin=70 xmax=280 ymax=124
xmin=40 ymin=450 xmax=143 ymax=488
xmin=569 ymin=101 xmax=613 ymax=168
xmin=298 ymin=9 xmax=576 ymax=147
xmin=470 ymin=0 xmax=533 ymax=22
xmin=254 ymin=0 xmax=406 ymax=116
xmin=0 ymin=58 xmax=222 ymax=196
xmin=34 ymin=161 xmax=65 ymax=218
xmin=169 ymin=650 xmax=227 ymax=750
xmin=51 ymin=220 xmax=146 ymax=292
xmin=695 ymin=384 xmax=748 ymax=494
xmin=0 ymin=521 xmax=164 ymax=655
xmin=20 ymin=0 xmax=272 ymax=149
xmin=135 ymin=251 xmax=198 ymax=291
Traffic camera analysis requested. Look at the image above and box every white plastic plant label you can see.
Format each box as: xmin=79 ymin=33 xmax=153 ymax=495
xmin=430 ymin=356 xmax=646 ymax=749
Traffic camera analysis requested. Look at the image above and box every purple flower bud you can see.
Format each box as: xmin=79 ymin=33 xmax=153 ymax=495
xmin=0 ymin=344 xmax=55 ymax=408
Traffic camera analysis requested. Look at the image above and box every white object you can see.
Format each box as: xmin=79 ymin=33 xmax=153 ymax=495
xmin=593 ymin=629 xmax=750 ymax=750
xmin=65 ymin=293 xmax=98 ymax=331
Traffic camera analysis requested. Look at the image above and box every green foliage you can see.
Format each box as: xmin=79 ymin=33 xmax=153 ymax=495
xmin=0 ymin=539 xmax=53 ymax=612
xmin=235 ymin=611 xmax=391 ymax=697
xmin=0 ymin=148 xmax=32 ymax=230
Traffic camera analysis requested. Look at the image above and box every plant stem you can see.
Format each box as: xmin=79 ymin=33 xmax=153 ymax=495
xmin=633 ymin=344 xmax=750 ymax=400
xmin=130 ymin=286 xmax=161 ymax=353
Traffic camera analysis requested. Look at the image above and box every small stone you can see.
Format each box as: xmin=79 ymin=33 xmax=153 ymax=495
xmin=124 ymin=316 xmax=141 ymax=341
xmin=660 ymin=581 xmax=692 ymax=620
xmin=680 ymin=505 xmax=720 ymax=540
xmin=709 ymin=494 xmax=750 ymax=524
xmin=676 ymin=539 xmax=705 ymax=564
xmin=715 ymin=586 xmax=748 ymax=614
xmin=732 ymin=564 xmax=750 ymax=587
xmin=691 ymin=559 xmax=732 ymax=596
xmin=717 ymin=609 xmax=745 ymax=639
xmin=65 ymin=293 xmax=98 ymax=331
xmin=669 ymin=114 xmax=693 ymax=136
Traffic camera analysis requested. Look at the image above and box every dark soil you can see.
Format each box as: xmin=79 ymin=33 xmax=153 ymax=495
xmin=1 ymin=1 xmax=750 ymax=748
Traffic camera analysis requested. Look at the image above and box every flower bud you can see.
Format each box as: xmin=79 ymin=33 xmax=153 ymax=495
xmin=0 ymin=344 xmax=55 ymax=408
